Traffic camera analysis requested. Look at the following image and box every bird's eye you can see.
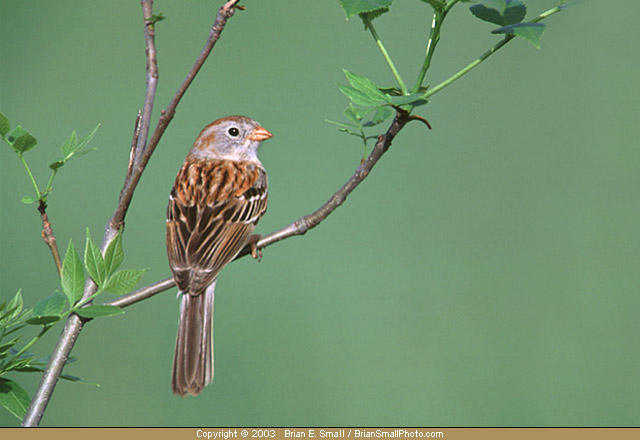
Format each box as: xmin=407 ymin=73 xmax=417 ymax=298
xmin=228 ymin=127 xmax=240 ymax=137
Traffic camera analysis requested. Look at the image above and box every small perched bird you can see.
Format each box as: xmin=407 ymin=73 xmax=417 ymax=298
xmin=166 ymin=116 xmax=272 ymax=397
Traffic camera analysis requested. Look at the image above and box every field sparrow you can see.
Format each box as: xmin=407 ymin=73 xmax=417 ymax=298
xmin=166 ymin=116 xmax=272 ymax=396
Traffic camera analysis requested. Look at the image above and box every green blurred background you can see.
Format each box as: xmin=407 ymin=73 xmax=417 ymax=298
xmin=1 ymin=0 xmax=639 ymax=427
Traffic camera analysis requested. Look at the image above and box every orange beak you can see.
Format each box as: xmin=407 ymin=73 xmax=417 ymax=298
xmin=247 ymin=126 xmax=273 ymax=141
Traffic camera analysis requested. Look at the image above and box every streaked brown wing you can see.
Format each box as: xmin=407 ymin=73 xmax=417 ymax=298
xmin=166 ymin=159 xmax=268 ymax=295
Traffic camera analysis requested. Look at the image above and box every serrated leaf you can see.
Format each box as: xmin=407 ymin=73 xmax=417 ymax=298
xmin=0 ymin=113 xmax=9 ymax=137
xmin=61 ymin=240 xmax=85 ymax=305
xmin=470 ymin=0 xmax=526 ymax=26
xmin=11 ymin=133 xmax=38 ymax=153
xmin=104 ymin=269 xmax=148 ymax=294
xmin=343 ymin=69 xmax=391 ymax=103
xmin=61 ymin=131 xmax=78 ymax=157
xmin=492 ymin=22 xmax=545 ymax=48
xmin=359 ymin=8 xmax=389 ymax=29
xmin=21 ymin=195 xmax=37 ymax=204
xmin=75 ymin=305 xmax=124 ymax=319
xmin=103 ymin=230 xmax=124 ymax=278
xmin=29 ymin=292 xmax=66 ymax=323
xmin=419 ymin=0 xmax=445 ymax=10
xmin=84 ymin=229 xmax=106 ymax=288
xmin=0 ymin=378 xmax=30 ymax=420
xmin=339 ymin=0 xmax=393 ymax=19
xmin=503 ymin=0 xmax=526 ymax=25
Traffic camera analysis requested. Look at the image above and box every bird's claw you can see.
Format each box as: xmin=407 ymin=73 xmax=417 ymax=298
xmin=248 ymin=234 xmax=262 ymax=261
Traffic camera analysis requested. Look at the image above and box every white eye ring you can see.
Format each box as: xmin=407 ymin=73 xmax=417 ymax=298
xmin=228 ymin=127 xmax=240 ymax=137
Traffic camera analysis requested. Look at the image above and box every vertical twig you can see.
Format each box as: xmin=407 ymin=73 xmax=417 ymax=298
xmin=21 ymin=0 xmax=242 ymax=427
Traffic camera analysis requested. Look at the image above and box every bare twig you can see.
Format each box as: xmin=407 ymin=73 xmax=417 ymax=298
xmin=21 ymin=0 xmax=241 ymax=427
xmin=37 ymin=200 xmax=62 ymax=276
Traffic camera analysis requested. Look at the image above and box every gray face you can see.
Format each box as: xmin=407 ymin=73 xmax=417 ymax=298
xmin=189 ymin=115 xmax=271 ymax=163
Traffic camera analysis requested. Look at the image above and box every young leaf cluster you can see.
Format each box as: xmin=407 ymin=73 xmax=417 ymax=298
xmin=0 ymin=112 xmax=99 ymax=205
xmin=331 ymin=0 xmax=564 ymax=145
xmin=0 ymin=229 xmax=147 ymax=420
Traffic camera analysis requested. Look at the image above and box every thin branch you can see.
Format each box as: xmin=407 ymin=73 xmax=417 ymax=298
xmin=98 ymin=110 xmax=416 ymax=309
xmin=134 ymin=0 xmax=159 ymax=164
xmin=106 ymin=277 xmax=175 ymax=308
xmin=21 ymin=0 xmax=242 ymax=427
xmin=236 ymin=110 xmax=412 ymax=259
xmin=37 ymin=200 xmax=62 ymax=276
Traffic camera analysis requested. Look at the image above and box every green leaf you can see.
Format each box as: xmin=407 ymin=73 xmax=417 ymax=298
xmin=6 ymin=126 xmax=27 ymax=144
xmin=61 ymin=240 xmax=85 ymax=305
xmin=339 ymin=0 xmax=393 ymax=19
xmin=21 ymin=195 xmax=38 ymax=204
xmin=492 ymin=22 xmax=545 ymax=48
xmin=344 ymin=103 xmax=362 ymax=124
xmin=74 ymin=124 xmax=100 ymax=154
xmin=11 ymin=132 xmax=38 ymax=153
xmin=104 ymin=269 xmax=148 ymax=294
xmin=48 ymin=155 xmax=66 ymax=171
xmin=0 ymin=113 xmax=9 ymax=137
xmin=103 ymin=229 xmax=124 ymax=278
xmin=339 ymin=85 xmax=379 ymax=107
xmin=390 ymin=93 xmax=429 ymax=106
xmin=26 ymin=315 xmax=60 ymax=325
xmin=32 ymin=292 xmax=66 ymax=317
xmin=61 ymin=131 xmax=78 ymax=157
xmin=26 ymin=292 xmax=66 ymax=325
xmin=0 ymin=290 xmax=23 ymax=322
xmin=503 ymin=0 xmax=526 ymax=25
xmin=0 ymin=378 xmax=30 ymax=420
xmin=419 ymin=0 xmax=445 ymax=10
xmin=75 ymin=305 xmax=124 ymax=319
xmin=149 ymin=12 xmax=165 ymax=26
xmin=470 ymin=0 xmax=526 ymax=26
xmin=0 ymin=337 xmax=20 ymax=357
xmin=343 ymin=69 xmax=391 ymax=103
xmin=359 ymin=8 xmax=389 ymax=29
xmin=84 ymin=229 xmax=106 ymax=288
xmin=362 ymin=106 xmax=394 ymax=127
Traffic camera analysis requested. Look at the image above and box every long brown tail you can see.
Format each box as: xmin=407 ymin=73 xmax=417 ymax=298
xmin=171 ymin=281 xmax=215 ymax=397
